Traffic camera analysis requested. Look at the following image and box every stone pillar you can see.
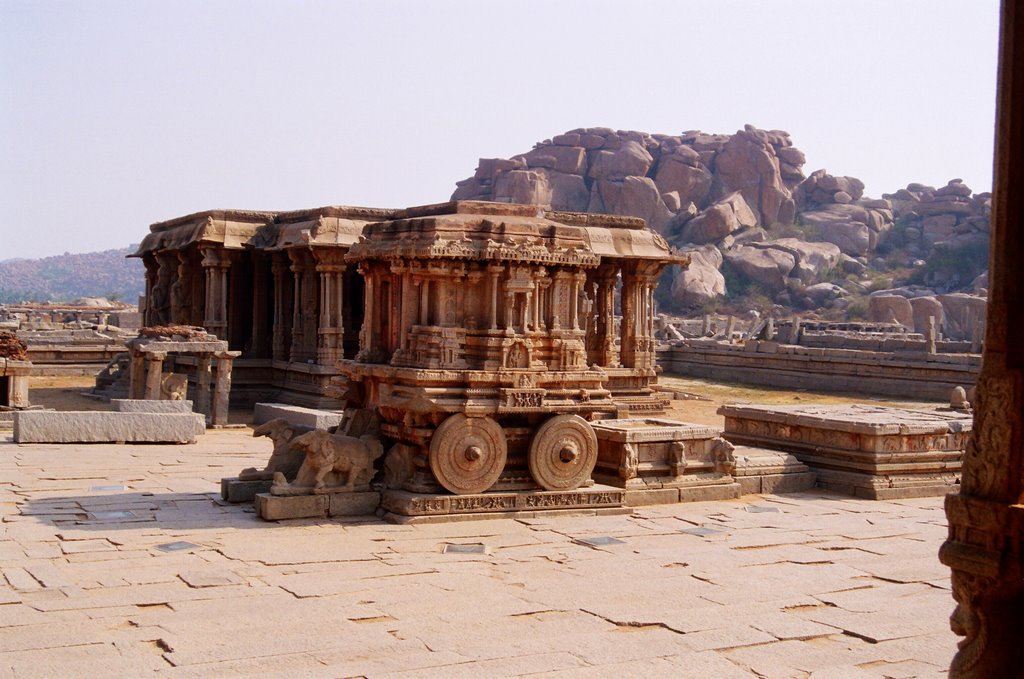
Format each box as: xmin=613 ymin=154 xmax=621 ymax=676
xmin=170 ymin=250 xmax=194 ymax=326
xmin=195 ymin=353 xmax=212 ymax=419
xmin=250 ymin=253 xmax=267 ymax=356
xmin=210 ymin=351 xmax=239 ymax=427
xmin=418 ymin=275 xmax=429 ymax=326
xmin=142 ymin=254 xmax=157 ymax=326
xmin=939 ymin=4 xmax=1024 ymax=676
xmin=128 ymin=349 xmax=146 ymax=400
xmin=399 ymin=268 xmax=415 ymax=351
xmin=289 ymin=251 xmax=305 ymax=362
xmin=594 ymin=268 xmax=619 ymax=367
xmin=620 ymin=269 xmax=637 ymax=367
xmin=572 ymin=272 xmax=586 ymax=330
xmin=926 ymin=316 xmax=938 ymax=355
xmin=143 ymin=352 xmax=165 ymax=400
xmin=271 ymin=256 xmax=289 ymax=361
xmin=488 ymin=265 xmax=502 ymax=330
xmin=315 ymin=249 xmax=346 ymax=366
xmin=504 ymin=291 xmax=515 ymax=332
xmin=201 ymin=248 xmax=230 ymax=340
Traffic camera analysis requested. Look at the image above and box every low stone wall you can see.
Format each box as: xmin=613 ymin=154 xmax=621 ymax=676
xmin=13 ymin=411 xmax=205 ymax=443
xmin=658 ymin=339 xmax=980 ymax=400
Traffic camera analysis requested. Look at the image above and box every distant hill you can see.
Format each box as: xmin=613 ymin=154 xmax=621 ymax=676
xmin=0 ymin=246 xmax=145 ymax=304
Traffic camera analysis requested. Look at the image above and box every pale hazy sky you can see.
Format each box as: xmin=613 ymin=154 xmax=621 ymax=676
xmin=0 ymin=0 xmax=1000 ymax=260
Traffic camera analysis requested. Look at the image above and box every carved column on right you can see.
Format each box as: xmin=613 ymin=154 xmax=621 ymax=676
xmin=939 ymin=3 xmax=1024 ymax=676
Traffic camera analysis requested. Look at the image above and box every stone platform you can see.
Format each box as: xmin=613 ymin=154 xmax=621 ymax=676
xmin=591 ymin=418 xmax=741 ymax=505
xmin=379 ymin=486 xmax=629 ymax=524
xmin=720 ymin=404 xmax=971 ymax=499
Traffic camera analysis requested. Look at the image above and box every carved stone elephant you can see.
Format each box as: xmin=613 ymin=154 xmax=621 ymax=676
xmin=271 ymin=429 xmax=384 ymax=495
xmin=239 ymin=418 xmax=312 ymax=481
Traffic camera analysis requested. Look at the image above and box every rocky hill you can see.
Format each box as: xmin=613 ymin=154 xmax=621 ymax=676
xmin=0 ymin=247 xmax=145 ymax=304
xmin=452 ymin=125 xmax=991 ymax=328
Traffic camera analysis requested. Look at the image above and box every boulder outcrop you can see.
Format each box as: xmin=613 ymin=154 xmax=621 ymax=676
xmin=453 ymin=124 xmax=805 ymax=233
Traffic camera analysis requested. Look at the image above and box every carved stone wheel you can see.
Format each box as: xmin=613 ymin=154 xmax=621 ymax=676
xmin=528 ymin=414 xmax=598 ymax=491
xmin=429 ymin=414 xmax=508 ymax=495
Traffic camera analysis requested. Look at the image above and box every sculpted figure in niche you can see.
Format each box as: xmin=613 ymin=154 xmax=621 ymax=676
xmin=271 ymin=429 xmax=385 ymax=495
xmin=160 ymin=373 xmax=188 ymax=401
xmin=239 ymin=418 xmax=312 ymax=481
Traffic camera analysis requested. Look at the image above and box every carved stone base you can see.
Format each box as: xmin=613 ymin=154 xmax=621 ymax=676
xmin=220 ymin=476 xmax=272 ymax=503
xmin=380 ymin=485 xmax=627 ymax=523
xmin=815 ymin=469 xmax=960 ymax=500
xmin=256 ymin=491 xmax=381 ymax=521
xmin=721 ymin=404 xmax=970 ymax=500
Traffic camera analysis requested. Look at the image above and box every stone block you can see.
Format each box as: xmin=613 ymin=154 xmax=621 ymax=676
xmin=328 ymin=491 xmax=381 ymax=516
xmin=255 ymin=493 xmax=328 ymax=520
xmin=623 ymin=487 xmax=680 ymax=506
xmin=760 ymin=472 xmax=816 ymax=494
xmin=220 ymin=477 xmax=272 ymax=503
xmin=13 ymin=411 xmax=203 ymax=444
xmin=111 ymin=399 xmax=194 ymax=414
xmin=253 ymin=402 xmax=344 ymax=430
xmin=678 ymin=481 xmax=742 ymax=502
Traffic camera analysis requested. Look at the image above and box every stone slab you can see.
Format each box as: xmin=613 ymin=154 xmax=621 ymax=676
xmin=381 ymin=485 xmax=625 ymax=518
xmin=255 ymin=491 xmax=381 ymax=520
xmin=13 ymin=411 xmax=204 ymax=443
xmin=253 ymin=402 xmax=345 ymax=430
xmin=220 ymin=477 xmax=272 ymax=503
xmin=111 ymin=399 xmax=194 ymax=414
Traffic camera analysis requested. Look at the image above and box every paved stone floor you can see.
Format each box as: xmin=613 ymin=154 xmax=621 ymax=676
xmin=0 ymin=428 xmax=956 ymax=678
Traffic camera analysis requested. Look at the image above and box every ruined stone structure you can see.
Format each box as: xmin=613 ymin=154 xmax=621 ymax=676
xmin=133 ymin=206 xmax=392 ymax=408
xmin=125 ymin=327 xmax=237 ymax=427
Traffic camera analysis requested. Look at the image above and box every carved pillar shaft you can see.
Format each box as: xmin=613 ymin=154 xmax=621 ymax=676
xmin=489 ymin=268 xmax=500 ymax=330
xmin=210 ymin=351 xmax=238 ymax=427
xmin=128 ymin=349 xmax=145 ymax=400
xmin=418 ymin=277 xmax=429 ymax=325
xmin=271 ymin=258 xmax=287 ymax=360
xmin=289 ymin=255 xmax=303 ymax=362
xmin=195 ymin=353 xmax=212 ymax=419
xmin=939 ymin=4 xmax=1024 ymax=676
xmin=201 ymin=248 xmax=229 ymax=340
xmin=143 ymin=352 xmax=165 ymax=400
